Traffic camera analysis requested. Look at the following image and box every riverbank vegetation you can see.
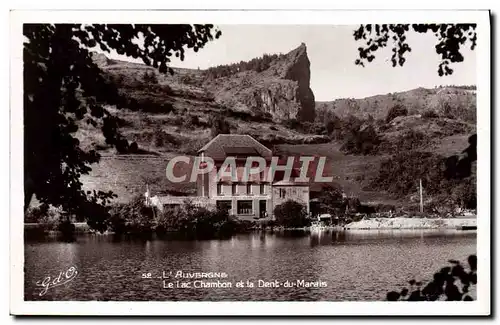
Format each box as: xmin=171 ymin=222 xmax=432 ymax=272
xmin=108 ymin=196 xmax=256 ymax=238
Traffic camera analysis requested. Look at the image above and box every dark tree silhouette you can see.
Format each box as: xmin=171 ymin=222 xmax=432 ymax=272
xmin=24 ymin=24 xmax=221 ymax=231
xmin=273 ymin=200 xmax=309 ymax=228
xmin=353 ymin=24 xmax=476 ymax=76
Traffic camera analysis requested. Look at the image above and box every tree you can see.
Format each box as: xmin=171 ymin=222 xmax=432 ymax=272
xmin=24 ymin=24 xmax=221 ymax=231
xmin=273 ymin=200 xmax=309 ymax=228
xmin=385 ymin=104 xmax=408 ymax=123
xmin=353 ymin=24 xmax=476 ymax=76
xmin=317 ymin=185 xmax=347 ymax=220
xmin=340 ymin=124 xmax=381 ymax=155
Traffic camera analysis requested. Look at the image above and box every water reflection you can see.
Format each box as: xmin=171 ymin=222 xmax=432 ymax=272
xmin=25 ymin=230 xmax=476 ymax=301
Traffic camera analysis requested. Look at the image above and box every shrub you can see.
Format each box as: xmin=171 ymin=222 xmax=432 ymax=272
xmin=142 ymin=70 xmax=158 ymax=84
xmin=422 ymin=110 xmax=439 ymax=118
xmin=340 ymin=124 xmax=381 ymax=155
xmin=273 ymin=200 xmax=309 ymax=228
xmin=387 ymin=255 xmax=477 ymax=301
xmin=152 ymin=128 xmax=179 ymax=147
xmin=282 ymin=118 xmax=302 ymax=130
xmin=209 ymin=114 xmax=231 ymax=138
xmin=156 ymin=202 xmax=253 ymax=238
xmin=378 ymin=130 xmax=429 ymax=154
xmin=128 ymin=142 xmax=139 ymax=153
xmin=108 ymin=195 xmax=155 ymax=235
xmin=25 ymin=204 xmax=50 ymax=223
xmin=385 ymin=104 xmax=408 ymax=123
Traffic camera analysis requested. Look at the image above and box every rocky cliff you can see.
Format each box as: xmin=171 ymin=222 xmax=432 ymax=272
xmin=205 ymin=43 xmax=316 ymax=121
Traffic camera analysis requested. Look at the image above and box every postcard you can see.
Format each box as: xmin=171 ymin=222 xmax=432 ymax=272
xmin=10 ymin=9 xmax=491 ymax=316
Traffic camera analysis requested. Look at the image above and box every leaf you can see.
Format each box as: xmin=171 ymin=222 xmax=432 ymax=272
xmin=386 ymin=291 xmax=400 ymax=301
xmin=468 ymin=255 xmax=477 ymax=271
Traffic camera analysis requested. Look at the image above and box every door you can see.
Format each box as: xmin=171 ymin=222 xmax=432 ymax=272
xmin=259 ymin=200 xmax=267 ymax=218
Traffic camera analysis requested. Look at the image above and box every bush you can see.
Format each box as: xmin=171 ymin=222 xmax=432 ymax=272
xmin=209 ymin=114 xmax=231 ymax=138
xmin=387 ymin=255 xmax=477 ymax=301
xmin=385 ymin=104 xmax=408 ymax=123
xmin=128 ymin=142 xmax=139 ymax=153
xmin=25 ymin=204 xmax=50 ymax=223
xmin=273 ymin=200 xmax=309 ymax=228
xmin=108 ymin=195 xmax=155 ymax=235
xmin=142 ymin=70 xmax=158 ymax=84
xmin=422 ymin=110 xmax=439 ymax=118
xmin=156 ymin=202 xmax=253 ymax=238
xmin=377 ymin=130 xmax=429 ymax=154
xmin=282 ymin=118 xmax=302 ymax=130
xmin=340 ymin=124 xmax=381 ymax=155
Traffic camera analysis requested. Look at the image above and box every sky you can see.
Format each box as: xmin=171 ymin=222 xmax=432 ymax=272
xmin=106 ymin=25 xmax=476 ymax=101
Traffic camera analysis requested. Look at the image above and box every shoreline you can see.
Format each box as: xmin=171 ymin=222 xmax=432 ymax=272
xmin=24 ymin=217 xmax=478 ymax=237
xmin=344 ymin=217 xmax=477 ymax=230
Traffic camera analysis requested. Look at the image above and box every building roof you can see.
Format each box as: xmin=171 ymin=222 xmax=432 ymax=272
xmin=272 ymin=179 xmax=310 ymax=186
xmin=198 ymin=134 xmax=272 ymax=161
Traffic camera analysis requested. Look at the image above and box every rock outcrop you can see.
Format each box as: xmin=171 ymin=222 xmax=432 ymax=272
xmin=206 ymin=43 xmax=316 ymax=122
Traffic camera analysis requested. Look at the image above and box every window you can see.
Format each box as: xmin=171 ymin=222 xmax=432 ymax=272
xmin=231 ymin=184 xmax=237 ymax=196
xmin=279 ymin=188 xmax=287 ymax=198
xmin=217 ymin=183 xmax=223 ymax=196
xmin=260 ymin=184 xmax=265 ymax=195
xmin=216 ymin=200 xmax=232 ymax=213
xmin=246 ymin=184 xmax=252 ymax=195
xmin=237 ymin=200 xmax=253 ymax=215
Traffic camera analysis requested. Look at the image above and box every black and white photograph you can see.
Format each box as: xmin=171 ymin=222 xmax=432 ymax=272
xmin=9 ymin=9 xmax=491 ymax=316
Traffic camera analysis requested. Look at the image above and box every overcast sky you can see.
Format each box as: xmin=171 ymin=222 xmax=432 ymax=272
xmin=106 ymin=25 xmax=476 ymax=101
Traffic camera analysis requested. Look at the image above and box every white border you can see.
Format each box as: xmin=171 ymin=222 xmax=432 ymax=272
xmin=9 ymin=10 xmax=491 ymax=316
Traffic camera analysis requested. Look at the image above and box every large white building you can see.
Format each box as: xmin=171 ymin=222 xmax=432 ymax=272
xmin=148 ymin=134 xmax=310 ymax=220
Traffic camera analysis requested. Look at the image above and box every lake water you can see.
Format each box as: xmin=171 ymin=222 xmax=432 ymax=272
xmin=24 ymin=230 xmax=476 ymax=301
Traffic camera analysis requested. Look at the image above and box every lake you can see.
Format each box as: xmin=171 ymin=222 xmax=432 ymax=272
xmin=24 ymin=229 xmax=476 ymax=301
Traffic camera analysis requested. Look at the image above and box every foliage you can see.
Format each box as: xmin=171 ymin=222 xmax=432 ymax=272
xmin=354 ymin=24 xmax=477 ymax=76
xmin=369 ymin=134 xmax=476 ymax=209
xmin=433 ymin=92 xmax=476 ymax=122
xmin=24 ymin=24 xmax=220 ymax=227
xmin=108 ymin=197 xmax=253 ymax=238
xmin=142 ymin=70 xmax=158 ymax=84
xmin=422 ymin=110 xmax=439 ymax=119
xmin=108 ymin=195 xmax=155 ymax=234
xmin=323 ymin=114 xmax=364 ymax=142
xmin=273 ymin=200 xmax=309 ymax=228
xmin=369 ymin=151 xmax=449 ymax=197
xmin=209 ymin=114 xmax=231 ymax=138
xmin=444 ymin=134 xmax=477 ymax=179
xmin=387 ymin=255 xmax=477 ymax=301
xmin=282 ymin=119 xmax=326 ymax=135
xmin=385 ymin=104 xmax=408 ymax=123
xmin=340 ymin=124 xmax=381 ymax=155
xmin=205 ymin=53 xmax=285 ymax=78
xmin=317 ymin=185 xmax=346 ymax=216
xmin=378 ymin=130 xmax=429 ymax=154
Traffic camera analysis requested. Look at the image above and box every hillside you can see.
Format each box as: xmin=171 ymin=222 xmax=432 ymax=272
xmin=317 ymin=86 xmax=476 ymax=122
xmin=73 ymin=44 xmax=476 ymax=209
